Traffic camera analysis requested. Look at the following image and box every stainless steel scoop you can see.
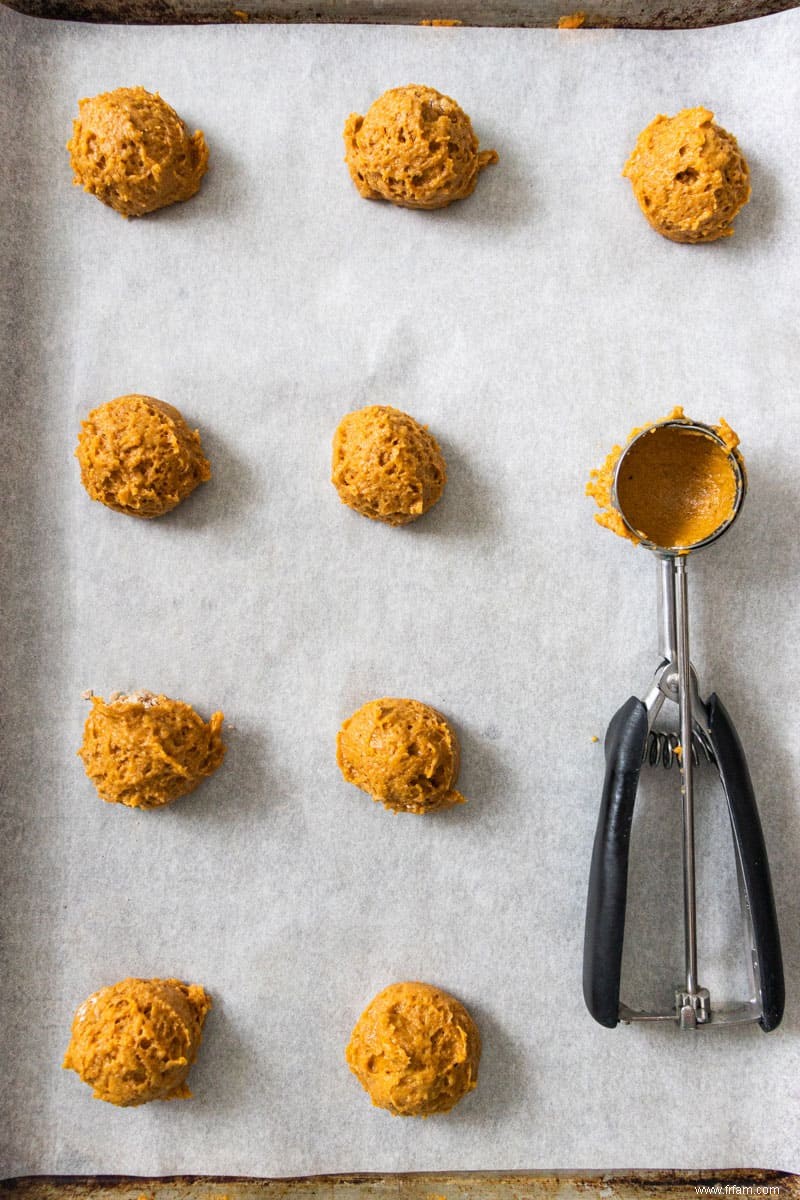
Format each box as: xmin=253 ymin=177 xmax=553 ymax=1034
xmin=583 ymin=418 xmax=784 ymax=1031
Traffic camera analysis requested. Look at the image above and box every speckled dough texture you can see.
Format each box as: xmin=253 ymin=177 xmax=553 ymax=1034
xmin=337 ymin=697 xmax=465 ymax=814
xmin=76 ymin=394 xmax=211 ymax=518
xmin=346 ymin=981 xmax=481 ymax=1116
xmin=332 ymin=405 xmax=446 ymax=525
xmin=343 ymin=84 xmax=497 ymax=210
xmin=78 ymin=691 xmax=226 ymax=809
xmin=63 ymin=977 xmax=211 ymax=1106
xmin=623 ymin=107 xmax=750 ymax=243
xmin=68 ymin=87 xmax=208 ymax=218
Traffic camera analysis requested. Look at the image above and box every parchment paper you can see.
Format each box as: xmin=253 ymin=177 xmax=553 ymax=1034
xmin=1 ymin=4 xmax=799 ymax=1178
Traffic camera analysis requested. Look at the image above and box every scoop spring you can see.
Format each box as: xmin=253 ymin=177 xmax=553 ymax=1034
xmin=644 ymin=730 xmax=715 ymax=769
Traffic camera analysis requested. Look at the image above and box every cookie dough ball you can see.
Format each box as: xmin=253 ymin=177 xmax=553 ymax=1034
xmin=623 ymin=107 xmax=750 ymax=244
xmin=337 ymin=697 xmax=464 ymax=814
xmin=68 ymin=87 xmax=208 ymax=218
xmin=76 ymin=394 xmax=211 ymax=518
xmin=332 ymin=405 xmax=446 ymax=526
xmin=63 ymin=977 xmax=211 ymax=1106
xmin=78 ymin=691 xmax=225 ymax=810
xmin=344 ymin=84 xmax=497 ymax=210
xmin=346 ymin=981 xmax=481 ymax=1116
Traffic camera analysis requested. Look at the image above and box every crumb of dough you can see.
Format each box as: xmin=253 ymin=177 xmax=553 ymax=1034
xmin=68 ymin=87 xmax=208 ymax=218
xmin=590 ymin=735 xmax=599 ymax=743
xmin=332 ymin=405 xmax=446 ymax=526
xmin=586 ymin=406 xmax=742 ymax=550
xmin=78 ymin=691 xmax=225 ymax=810
xmin=343 ymin=84 xmax=497 ymax=210
xmin=76 ymin=394 xmax=211 ymax=518
xmin=419 ymin=17 xmax=463 ymax=24
xmin=337 ymin=697 xmax=465 ymax=814
xmin=558 ymin=11 xmax=586 ymax=26
xmin=231 ymin=7 xmax=250 ymax=17
xmin=63 ymin=977 xmax=211 ymax=1105
xmin=623 ymin=107 xmax=750 ymax=243
xmin=346 ymin=981 xmax=480 ymax=1116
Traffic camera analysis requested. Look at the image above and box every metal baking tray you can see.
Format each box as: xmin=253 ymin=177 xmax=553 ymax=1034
xmin=2 ymin=1174 xmax=800 ymax=1199
xmin=2 ymin=0 xmax=798 ymax=1193
xmin=2 ymin=0 xmax=799 ymax=28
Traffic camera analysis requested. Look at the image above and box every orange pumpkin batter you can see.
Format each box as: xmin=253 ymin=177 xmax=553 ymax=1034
xmin=79 ymin=691 xmax=225 ymax=810
xmin=332 ymin=405 xmax=446 ymax=526
xmin=344 ymin=85 xmax=497 ymax=210
xmin=623 ymin=107 xmax=750 ymax=244
xmin=68 ymin=87 xmax=208 ymax=218
xmin=76 ymin=394 xmax=211 ymax=518
xmin=557 ymin=11 xmax=586 ymax=26
xmin=346 ymin=981 xmax=481 ymax=1116
xmin=586 ymin=407 xmax=742 ymax=550
xmin=337 ymin=697 xmax=465 ymax=814
xmin=63 ymin=977 xmax=211 ymax=1106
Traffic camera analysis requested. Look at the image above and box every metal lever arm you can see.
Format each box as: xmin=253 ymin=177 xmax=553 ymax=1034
xmin=706 ymin=694 xmax=785 ymax=1032
xmin=583 ymin=696 xmax=648 ymax=1028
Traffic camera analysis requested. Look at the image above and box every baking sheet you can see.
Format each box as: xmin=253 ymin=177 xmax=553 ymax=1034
xmin=5 ymin=0 xmax=800 ymax=31
xmin=3 ymin=1174 xmax=800 ymax=1199
xmin=1 ymin=4 xmax=799 ymax=1179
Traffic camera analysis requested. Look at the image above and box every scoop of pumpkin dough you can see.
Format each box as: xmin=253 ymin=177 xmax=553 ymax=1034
xmin=332 ymin=405 xmax=446 ymax=526
xmin=63 ymin=977 xmax=211 ymax=1106
xmin=76 ymin=394 xmax=211 ymax=518
xmin=337 ymin=697 xmax=464 ymax=814
xmin=343 ymin=84 xmax=497 ymax=210
xmin=68 ymin=86 xmax=208 ymax=218
xmin=78 ymin=691 xmax=225 ymax=810
xmin=623 ymin=107 xmax=750 ymax=243
xmin=346 ymin=981 xmax=481 ymax=1116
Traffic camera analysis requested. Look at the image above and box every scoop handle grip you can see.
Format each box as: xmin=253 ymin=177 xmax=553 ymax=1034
xmin=583 ymin=696 xmax=648 ymax=1028
xmin=707 ymin=694 xmax=785 ymax=1032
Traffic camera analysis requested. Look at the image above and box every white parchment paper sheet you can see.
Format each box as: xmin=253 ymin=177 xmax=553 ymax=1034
xmin=1 ymin=4 xmax=799 ymax=1177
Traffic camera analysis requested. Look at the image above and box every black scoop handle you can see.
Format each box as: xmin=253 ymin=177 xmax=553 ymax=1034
xmin=706 ymin=694 xmax=785 ymax=1032
xmin=583 ymin=696 xmax=649 ymax=1028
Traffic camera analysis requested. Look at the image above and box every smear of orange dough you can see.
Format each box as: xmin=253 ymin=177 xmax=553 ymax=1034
xmin=586 ymin=407 xmax=742 ymax=551
xmin=558 ymin=11 xmax=586 ymax=27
